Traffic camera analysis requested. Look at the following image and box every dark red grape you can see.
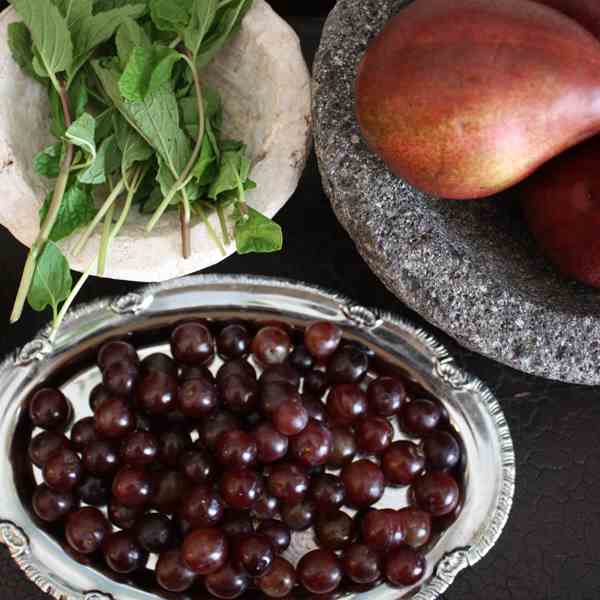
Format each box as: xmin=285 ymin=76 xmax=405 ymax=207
xmin=254 ymin=422 xmax=288 ymax=464
xmin=304 ymin=322 xmax=342 ymax=360
xmin=66 ymin=507 xmax=110 ymax=554
xmin=256 ymin=556 xmax=296 ymax=598
xmin=179 ymin=449 xmax=214 ymax=484
xmin=205 ymin=562 xmax=249 ymax=599
xmin=82 ymin=440 xmax=119 ymax=476
xmin=397 ymin=507 xmax=432 ymax=549
xmin=328 ymin=426 xmax=357 ymax=469
xmin=156 ymin=549 xmax=198 ymax=592
xmin=297 ymin=549 xmax=342 ymax=594
xmin=327 ymin=384 xmax=367 ymax=425
xmin=182 ymin=527 xmax=228 ymax=574
xmin=178 ymin=376 xmax=218 ymax=417
xmin=327 ymin=346 xmax=369 ymax=384
xmin=171 ymin=322 xmax=214 ymax=365
xmin=220 ymin=469 xmax=263 ymax=510
xmin=302 ymin=394 xmax=327 ymax=422
xmin=304 ymin=370 xmax=328 ymax=395
xmin=220 ymin=375 xmax=258 ymax=414
xmin=232 ymin=533 xmax=274 ymax=576
xmin=273 ymin=400 xmax=308 ymax=436
xmin=159 ymin=428 xmax=192 ymax=467
xmin=135 ymin=513 xmax=178 ymax=553
xmin=136 ymin=371 xmax=178 ymax=415
xmin=222 ymin=511 xmax=254 ymax=538
xmin=423 ymin=431 xmax=461 ymax=470
xmin=412 ymin=471 xmax=460 ymax=516
xmin=103 ymin=361 xmax=139 ymax=396
xmin=367 ymin=376 xmax=406 ymax=416
xmin=70 ymin=417 xmax=98 ymax=452
xmin=382 ymin=441 xmax=426 ymax=486
xmin=141 ymin=353 xmax=177 ymax=377
xmin=214 ymin=430 xmax=257 ymax=468
xmin=98 ymin=341 xmax=139 ymax=371
xmin=260 ymin=382 xmax=299 ymax=417
xmin=180 ymin=485 xmax=224 ymax=527
xmin=199 ymin=411 xmax=241 ymax=450
xmin=29 ymin=388 xmax=72 ymax=431
xmin=281 ymin=499 xmax=316 ymax=531
xmin=400 ymin=399 xmax=442 ymax=436
xmin=103 ymin=530 xmax=147 ymax=574
xmin=252 ymin=327 xmax=291 ymax=366
xmin=109 ymin=499 xmax=142 ymax=529
xmin=260 ymin=364 xmax=300 ymax=389
xmin=78 ymin=475 xmax=110 ymax=506
xmin=252 ymin=493 xmax=280 ymax=520
xmin=289 ymin=419 xmax=332 ymax=467
xmin=310 ymin=474 xmax=345 ymax=510
xmin=135 ymin=412 xmax=153 ymax=432
xmin=89 ymin=384 xmax=110 ymax=413
xmin=218 ymin=324 xmax=251 ymax=359
xmin=120 ymin=431 xmax=159 ymax=466
xmin=356 ymin=416 xmax=394 ymax=455
xmin=217 ymin=359 xmax=256 ymax=386
xmin=43 ymin=448 xmax=82 ymax=492
xmin=341 ymin=460 xmax=384 ymax=507
xmin=95 ymin=397 xmax=134 ymax=439
xmin=289 ymin=344 xmax=314 ymax=373
xmin=151 ymin=469 xmax=190 ymax=513
xmin=32 ymin=484 xmax=75 ymax=522
xmin=267 ymin=462 xmax=308 ymax=502
xmin=112 ymin=466 xmax=153 ymax=507
xmin=341 ymin=544 xmax=381 ymax=585
xmin=361 ymin=509 xmax=404 ymax=550
xmin=29 ymin=431 xmax=71 ymax=468
xmin=315 ymin=510 xmax=356 ymax=550
xmin=385 ymin=547 xmax=426 ymax=586
xmin=179 ymin=364 xmax=214 ymax=383
xmin=256 ymin=519 xmax=291 ymax=554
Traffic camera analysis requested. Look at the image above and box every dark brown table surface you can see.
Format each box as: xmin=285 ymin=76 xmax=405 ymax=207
xmin=0 ymin=2 xmax=599 ymax=599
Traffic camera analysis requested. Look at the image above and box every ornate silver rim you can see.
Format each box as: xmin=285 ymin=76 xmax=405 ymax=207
xmin=0 ymin=274 xmax=516 ymax=600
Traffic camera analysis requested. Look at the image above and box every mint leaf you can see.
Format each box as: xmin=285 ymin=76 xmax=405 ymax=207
xmin=184 ymin=0 xmax=217 ymax=59
xmin=51 ymin=0 xmax=93 ymax=29
xmin=39 ymin=184 xmax=97 ymax=241
xmin=114 ymin=114 xmax=153 ymax=171
xmin=65 ymin=112 xmax=96 ymax=159
xmin=235 ymin=207 xmax=282 ymax=254
xmin=78 ymin=134 xmax=120 ymax=184
xmin=7 ymin=22 xmax=42 ymax=81
xmin=34 ymin=143 xmax=63 ymax=178
xmin=208 ymin=142 xmax=250 ymax=199
xmin=10 ymin=0 xmax=74 ymax=75
xmin=119 ymin=45 xmax=183 ymax=101
xmin=149 ymin=0 xmax=192 ymax=32
xmin=116 ymin=18 xmax=151 ymax=67
xmin=197 ymin=0 xmax=252 ymax=68
xmin=93 ymin=0 xmax=148 ymax=13
xmin=191 ymin=134 xmax=217 ymax=184
xmin=69 ymin=71 xmax=89 ymax=118
xmin=27 ymin=242 xmax=72 ymax=314
xmin=70 ymin=4 xmax=147 ymax=78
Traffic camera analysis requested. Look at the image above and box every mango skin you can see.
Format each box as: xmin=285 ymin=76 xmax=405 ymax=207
xmin=533 ymin=0 xmax=600 ymax=38
xmin=522 ymin=137 xmax=600 ymax=287
xmin=355 ymin=0 xmax=600 ymax=199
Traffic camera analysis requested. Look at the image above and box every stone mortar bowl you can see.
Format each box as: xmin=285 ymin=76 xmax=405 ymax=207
xmin=313 ymin=0 xmax=600 ymax=385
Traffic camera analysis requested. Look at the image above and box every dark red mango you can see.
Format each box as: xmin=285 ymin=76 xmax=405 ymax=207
xmin=356 ymin=0 xmax=600 ymax=199
xmin=531 ymin=0 xmax=600 ymax=38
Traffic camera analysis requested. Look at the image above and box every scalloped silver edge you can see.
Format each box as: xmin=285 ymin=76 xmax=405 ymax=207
xmin=0 ymin=274 xmax=515 ymax=600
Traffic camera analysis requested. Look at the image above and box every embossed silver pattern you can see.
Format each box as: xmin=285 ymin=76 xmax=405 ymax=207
xmin=15 ymin=338 xmax=52 ymax=366
xmin=0 ymin=275 xmax=515 ymax=600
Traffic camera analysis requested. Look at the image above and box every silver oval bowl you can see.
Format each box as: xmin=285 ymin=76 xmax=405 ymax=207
xmin=0 ymin=275 xmax=515 ymax=600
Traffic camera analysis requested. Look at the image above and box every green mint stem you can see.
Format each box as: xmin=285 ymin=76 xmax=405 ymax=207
xmin=98 ymin=203 xmax=115 ymax=276
xmin=180 ymin=203 xmax=192 ymax=259
xmin=73 ymin=177 xmax=127 ymax=255
xmin=146 ymin=53 xmax=205 ymax=234
xmin=196 ymin=203 xmax=226 ymax=256
xmin=217 ymin=204 xmax=230 ymax=245
xmin=10 ymin=82 xmax=74 ymax=324
xmin=49 ymin=259 xmax=96 ymax=342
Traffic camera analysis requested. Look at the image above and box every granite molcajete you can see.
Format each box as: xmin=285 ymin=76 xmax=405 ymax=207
xmin=313 ymin=0 xmax=600 ymax=385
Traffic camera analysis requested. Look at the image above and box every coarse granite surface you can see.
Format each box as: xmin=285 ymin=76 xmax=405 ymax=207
xmin=312 ymin=0 xmax=600 ymax=385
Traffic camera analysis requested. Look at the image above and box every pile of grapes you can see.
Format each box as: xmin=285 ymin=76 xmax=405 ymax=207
xmin=26 ymin=319 xmax=463 ymax=598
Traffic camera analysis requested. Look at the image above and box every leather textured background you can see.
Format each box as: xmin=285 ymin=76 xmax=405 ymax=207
xmin=0 ymin=3 xmax=598 ymax=599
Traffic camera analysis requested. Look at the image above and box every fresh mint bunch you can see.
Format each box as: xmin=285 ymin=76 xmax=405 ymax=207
xmin=7 ymin=0 xmax=282 ymax=337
